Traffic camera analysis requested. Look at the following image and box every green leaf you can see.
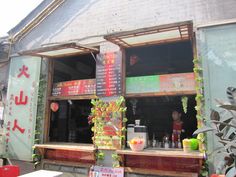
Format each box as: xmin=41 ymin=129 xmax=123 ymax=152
xmin=122 ymin=107 xmax=127 ymax=112
xmin=97 ymin=151 xmax=105 ymax=160
xmin=34 ymin=161 xmax=41 ymax=169
xmin=196 ymin=115 xmax=203 ymax=120
xmin=111 ymin=153 xmax=118 ymax=160
xmin=91 ymin=99 xmax=96 ymax=106
xmin=121 ymin=127 xmax=127 ymax=132
xmin=34 ymin=139 xmax=40 ymax=143
xmin=193 ymin=58 xmax=199 ymax=64
xmin=122 ymin=117 xmax=128 ymax=123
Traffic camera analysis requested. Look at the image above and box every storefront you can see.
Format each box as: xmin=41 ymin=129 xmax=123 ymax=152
xmin=12 ymin=21 xmax=203 ymax=176
xmin=3 ymin=0 xmax=236 ymax=175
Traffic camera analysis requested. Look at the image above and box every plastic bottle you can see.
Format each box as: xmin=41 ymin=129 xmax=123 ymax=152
xmin=177 ymin=134 xmax=182 ymax=148
xmin=163 ymin=135 xmax=169 ymax=149
xmin=171 ymin=133 xmax=175 ymax=148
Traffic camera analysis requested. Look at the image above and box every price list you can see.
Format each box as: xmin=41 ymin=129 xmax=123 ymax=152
xmin=96 ymin=51 xmax=122 ymax=97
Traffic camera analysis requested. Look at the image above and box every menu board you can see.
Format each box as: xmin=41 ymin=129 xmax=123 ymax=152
xmin=96 ymin=52 xmax=122 ymax=97
xmin=126 ymin=73 xmax=196 ymax=94
xmin=52 ymin=79 xmax=96 ymax=96
xmin=126 ymin=75 xmax=160 ymax=94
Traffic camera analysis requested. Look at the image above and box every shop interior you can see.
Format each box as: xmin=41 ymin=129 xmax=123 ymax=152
xmin=49 ymin=54 xmax=96 ymax=143
xmin=126 ymin=41 xmax=193 ymax=77
xmin=125 ymin=40 xmax=197 ymax=148
xmin=126 ymin=95 xmax=197 ymax=145
xmin=49 ymin=100 xmax=93 ymax=143
xmin=53 ymin=54 xmax=96 ymax=83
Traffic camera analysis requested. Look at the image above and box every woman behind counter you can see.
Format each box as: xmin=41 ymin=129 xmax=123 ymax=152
xmin=171 ymin=109 xmax=186 ymax=148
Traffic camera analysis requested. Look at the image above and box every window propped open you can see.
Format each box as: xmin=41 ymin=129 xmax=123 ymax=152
xmin=104 ymin=21 xmax=193 ymax=48
xmin=19 ymin=42 xmax=99 ymax=58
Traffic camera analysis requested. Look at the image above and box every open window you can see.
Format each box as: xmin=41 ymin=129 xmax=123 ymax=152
xmin=125 ymin=41 xmax=193 ymax=77
xmin=48 ymin=52 xmax=97 ymax=143
xmin=106 ymin=21 xmax=198 ymax=148
xmin=49 ymin=100 xmax=92 ymax=143
xmin=53 ymin=54 xmax=96 ymax=83
xmin=19 ymin=42 xmax=99 ymax=144
xmin=126 ymin=95 xmax=197 ymax=144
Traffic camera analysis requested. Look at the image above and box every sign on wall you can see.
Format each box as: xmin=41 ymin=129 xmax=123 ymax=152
xmin=126 ymin=73 xmax=196 ymax=94
xmin=126 ymin=75 xmax=160 ymax=94
xmin=159 ymin=73 xmax=196 ymax=92
xmin=4 ymin=56 xmax=41 ymax=161
xmin=52 ymin=79 xmax=96 ymax=96
xmin=96 ymin=52 xmax=122 ymax=97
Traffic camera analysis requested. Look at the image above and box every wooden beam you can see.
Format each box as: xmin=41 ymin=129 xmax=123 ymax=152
xmin=35 ymin=143 xmax=95 ymax=153
xmin=19 ymin=42 xmax=99 ymax=58
xmin=105 ymin=21 xmax=193 ymax=48
xmin=105 ymin=21 xmax=192 ymax=39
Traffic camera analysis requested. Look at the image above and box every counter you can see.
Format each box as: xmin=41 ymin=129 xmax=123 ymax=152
xmin=35 ymin=144 xmax=204 ymax=176
xmin=117 ymin=148 xmax=204 ymax=177
xmin=117 ymin=148 xmax=204 ymax=159
xmin=35 ymin=143 xmax=96 ymax=168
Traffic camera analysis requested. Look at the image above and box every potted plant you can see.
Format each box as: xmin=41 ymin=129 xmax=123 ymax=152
xmin=193 ymin=99 xmax=236 ymax=176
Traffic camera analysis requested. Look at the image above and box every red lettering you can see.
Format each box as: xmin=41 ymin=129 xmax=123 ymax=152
xmin=15 ymin=91 xmax=28 ymax=105
xmin=12 ymin=119 xmax=25 ymax=134
xmin=17 ymin=65 xmax=30 ymax=78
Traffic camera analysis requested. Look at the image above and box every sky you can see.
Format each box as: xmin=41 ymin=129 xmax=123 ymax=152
xmin=0 ymin=0 xmax=44 ymax=37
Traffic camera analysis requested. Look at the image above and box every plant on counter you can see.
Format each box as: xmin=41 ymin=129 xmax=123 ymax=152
xmin=88 ymin=96 xmax=127 ymax=149
xmin=193 ymin=98 xmax=236 ymax=176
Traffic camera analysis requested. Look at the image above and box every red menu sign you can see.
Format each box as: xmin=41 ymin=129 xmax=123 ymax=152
xmin=52 ymin=79 xmax=96 ymax=96
xmin=96 ymin=52 xmax=122 ymax=97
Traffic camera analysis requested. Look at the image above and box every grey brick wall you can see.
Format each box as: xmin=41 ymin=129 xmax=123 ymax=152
xmin=12 ymin=0 xmax=236 ymax=53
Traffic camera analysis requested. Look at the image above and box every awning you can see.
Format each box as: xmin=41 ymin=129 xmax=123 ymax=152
xmin=19 ymin=42 xmax=99 ymax=58
xmin=104 ymin=21 xmax=193 ymax=48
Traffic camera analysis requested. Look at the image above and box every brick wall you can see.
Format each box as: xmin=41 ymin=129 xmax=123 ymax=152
xmin=13 ymin=0 xmax=236 ymax=52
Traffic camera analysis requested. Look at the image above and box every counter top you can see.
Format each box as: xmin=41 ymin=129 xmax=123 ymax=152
xmin=116 ymin=148 xmax=204 ymax=159
xmin=34 ymin=143 xmax=95 ymax=153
